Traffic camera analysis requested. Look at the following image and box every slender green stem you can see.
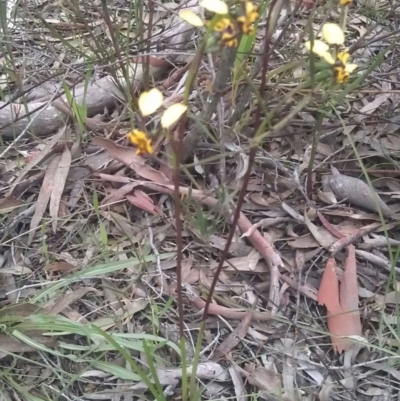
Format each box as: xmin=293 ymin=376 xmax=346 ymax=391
xmin=306 ymin=112 xmax=324 ymax=197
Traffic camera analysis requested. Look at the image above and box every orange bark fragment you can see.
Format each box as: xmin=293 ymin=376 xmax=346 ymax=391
xmin=318 ymin=248 xmax=362 ymax=353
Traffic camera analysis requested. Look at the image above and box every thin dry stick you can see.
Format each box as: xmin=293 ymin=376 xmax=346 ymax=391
xmin=146 ymin=215 xmax=163 ymax=298
xmin=329 ymin=222 xmax=382 ymax=255
xmin=188 ymin=295 xmax=271 ymax=321
xmin=280 ymin=275 xmax=317 ymax=301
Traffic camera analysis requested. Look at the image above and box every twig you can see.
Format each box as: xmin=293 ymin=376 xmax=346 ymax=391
xmin=146 ymin=215 xmax=163 ymax=298
xmin=188 ymin=294 xmax=271 ymax=321
xmin=279 ymin=275 xmax=318 ymax=301
xmin=330 ymin=222 xmax=382 ymax=255
xmin=144 ymin=0 xmax=155 ymax=91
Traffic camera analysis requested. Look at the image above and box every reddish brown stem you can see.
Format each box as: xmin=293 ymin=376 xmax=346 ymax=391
xmin=173 ymin=120 xmax=185 ymax=339
xmin=202 ymin=0 xmax=284 ymax=319
xmin=173 ymin=43 xmax=206 ymax=340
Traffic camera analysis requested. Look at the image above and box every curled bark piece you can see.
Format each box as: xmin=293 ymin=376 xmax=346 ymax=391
xmin=0 ymin=19 xmax=196 ymax=138
xmin=318 ymin=247 xmax=362 ymax=353
xmin=327 ymin=167 xmax=395 ymax=218
xmin=340 ymin=245 xmax=362 ymax=337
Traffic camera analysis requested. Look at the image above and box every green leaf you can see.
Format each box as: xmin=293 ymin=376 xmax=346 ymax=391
xmin=91 ymin=361 xmax=142 ymax=381
xmin=91 ymin=325 xmax=167 ymax=401
xmin=32 ymin=253 xmax=174 ymax=302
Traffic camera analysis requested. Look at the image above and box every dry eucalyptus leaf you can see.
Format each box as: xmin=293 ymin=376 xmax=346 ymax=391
xmin=50 ymin=146 xmax=72 ymax=232
xmin=229 ymin=366 xmax=246 ymax=400
xmin=7 ymin=126 xmax=67 ymax=196
xmin=288 ymin=233 xmax=319 ymax=249
xmin=327 ymin=167 xmax=396 ymax=218
xmin=0 ymin=265 xmax=32 ymax=275
xmin=319 ymin=382 xmax=336 ymax=401
xmin=244 ymin=364 xmax=282 ymax=392
xmin=244 ymin=363 xmax=285 ymax=400
xmin=93 ymin=136 xmax=170 ymax=184
xmin=304 ymin=209 xmax=335 ymax=249
xmin=212 ymin=312 xmax=252 ymax=361
xmin=46 ymin=287 xmax=97 ymax=316
xmin=28 ymin=155 xmax=61 ymax=244
xmin=317 ymin=189 xmax=337 ymax=205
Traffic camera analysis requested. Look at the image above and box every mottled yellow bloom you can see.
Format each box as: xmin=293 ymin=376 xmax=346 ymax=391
xmin=333 ymin=63 xmax=358 ymax=84
xmin=127 ymin=130 xmax=153 ymax=155
xmin=333 ymin=49 xmax=357 ymax=83
xmin=333 ymin=66 xmax=349 ymax=84
xmin=339 ymin=0 xmax=352 ymax=5
xmin=222 ymin=31 xmax=238 ymax=47
xmin=209 ymin=17 xmax=238 ymax=47
xmin=237 ymin=1 xmax=259 ymax=35
xmin=305 ymin=26 xmax=358 ymax=85
xmin=210 ymin=17 xmax=238 ymax=47
xmin=337 ymin=49 xmax=350 ymax=64
xmin=214 ymin=17 xmax=232 ymax=32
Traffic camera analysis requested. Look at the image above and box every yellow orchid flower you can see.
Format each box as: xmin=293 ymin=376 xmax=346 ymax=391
xmin=237 ymin=0 xmax=259 ymax=35
xmin=305 ymin=24 xmax=358 ymax=84
xmin=138 ymin=88 xmax=163 ymax=116
xmin=179 ymin=9 xmax=204 ymax=27
xmin=222 ymin=31 xmax=238 ymax=47
xmin=214 ymin=17 xmax=232 ymax=32
xmin=178 ymin=1 xmax=243 ymax=49
xmin=305 ymin=40 xmax=335 ymax=64
xmin=205 ymin=17 xmax=238 ymax=47
xmin=334 ymin=49 xmax=358 ymax=84
xmin=161 ymin=104 xmax=187 ymax=129
xmin=322 ymin=23 xmax=345 ymax=45
xmin=199 ymin=0 xmax=229 ymax=14
xmin=339 ymin=0 xmax=352 ymax=5
xmin=127 ymin=130 xmax=154 ymax=155
xmin=138 ymin=87 xmax=188 ymax=129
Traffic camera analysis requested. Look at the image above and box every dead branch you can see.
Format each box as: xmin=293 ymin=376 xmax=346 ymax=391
xmin=0 ymin=19 xmax=196 ymax=139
